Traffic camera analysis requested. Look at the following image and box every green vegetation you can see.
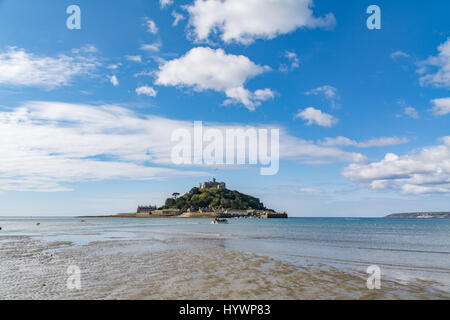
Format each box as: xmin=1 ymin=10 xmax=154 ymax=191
xmin=163 ymin=187 xmax=273 ymax=212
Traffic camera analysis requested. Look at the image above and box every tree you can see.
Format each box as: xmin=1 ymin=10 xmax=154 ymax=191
xmin=172 ymin=192 xmax=180 ymax=199
xmin=175 ymin=197 xmax=186 ymax=210
xmin=165 ymin=198 xmax=176 ymax=208
xmin=210 ymin=198 xmax=220 ymax=208
xmin=189 ymin=187 xmax=200 ymax=195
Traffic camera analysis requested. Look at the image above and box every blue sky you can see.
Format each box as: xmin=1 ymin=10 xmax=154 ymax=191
xmin=0 ymin=0 xmax=449 ymax=217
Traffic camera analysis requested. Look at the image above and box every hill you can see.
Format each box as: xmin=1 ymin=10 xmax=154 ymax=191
xmin=162 ymin=187 xmax=274 ymax=212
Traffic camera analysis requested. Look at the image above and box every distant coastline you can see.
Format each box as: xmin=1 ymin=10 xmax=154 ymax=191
xmin=385 ymin=212 xmax=450 ymax=218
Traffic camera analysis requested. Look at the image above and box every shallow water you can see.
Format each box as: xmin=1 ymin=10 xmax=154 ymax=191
xmin=0 ymin=217 xmax=449 ymax=299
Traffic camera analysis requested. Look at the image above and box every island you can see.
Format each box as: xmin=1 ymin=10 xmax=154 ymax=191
xmin=86 ymin=179 xmax=287 ymax=219
xmin=385 ymin=212 xmax=450 ymax=219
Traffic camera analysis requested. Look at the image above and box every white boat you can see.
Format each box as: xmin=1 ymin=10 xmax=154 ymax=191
xmin=211 ymin=218 xmax=228 ymax=224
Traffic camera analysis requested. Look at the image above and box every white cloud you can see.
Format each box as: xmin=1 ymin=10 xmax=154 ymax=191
xmin=280 ymin=134 xmax=366 ymax=164
xmin=404 ymin=106 xmax=419 ymax=119
xmin=0 ymin=47 xmax=98 ymax=89
xmin=397 ymin=99 xmax=419 ymax=119
xmin=417 ymin=38 xmax=450 ymax=88
xmin=296 ymin=107 xmax=338 ymax=127
xmin=155 ymin=47 xmax=272 ymax=110
xmin=160 ymin=0 xmax=173 ymax=8
xmin=126 ymin=55 xmax=142 ymax=63
xmin=305 ymin=85 xmax=337 ymax=100
xmin=186 ymin=0 xmax=336 ymax=44
xmin=285 ymin=51 xmax=300 ymax=68
xmin=342 ymin=137 xmax=450 ymax=195
xmin=305 ymin=85 xmax=339 ymax=107
xmin=0 ymin=101 xmax=209 ymax=192
xmin=136 ymin=86 xmax=157 ymax=97
xmin=279 ymin=51 xmax=300 ymax=72
xmin=0 ymin=101 xmax=365 ymax=192
xmin=390 ymin=51 xmax=410 ymax=60
xmin=107 ymin=63 xmax=121 ymax=70
xmin=430 ymin=97 xmax=450 ymax=115
xmin=144 ymin=18 xmax=159 ymax=34
xmin=172 ymin=11 xmax=185 ymax=26
xmin=319 ymin=136 xmax=410 ymax=148
xmin=109 ymin=75 xmax=119 ymax=86
xmin=140 ymin=42 xmax=161 ymax=52
xmin=71 ymin=44 xmax=98 ymax=54
xmin=299 ymin=188 xmax=323 ymax=194
xmin=223 ymin=87 xmax=275 ymax=109
xmin=253 ymin=88 xmax=275 ymax=101
xmin=134 ymin=70 xmax=155 ymax=78
xmin=401 ymin=184 xmax=450 ymax=195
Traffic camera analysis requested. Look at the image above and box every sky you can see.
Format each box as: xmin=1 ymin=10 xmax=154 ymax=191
xmin=0 ymin=0 xmax=449 ymax=217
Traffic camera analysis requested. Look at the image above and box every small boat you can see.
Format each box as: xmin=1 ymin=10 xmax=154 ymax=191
xmin=211 ymin=218 xmax=228 ymax=224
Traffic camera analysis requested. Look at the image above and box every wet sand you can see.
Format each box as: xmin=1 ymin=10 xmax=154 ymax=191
xmin=1 ymin=236 xmax=448 ymax=300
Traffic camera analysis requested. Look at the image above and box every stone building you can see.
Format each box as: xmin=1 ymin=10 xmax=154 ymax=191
xmin=137 ymin=205 xmax=157 ymax=214
xmin=199 ymin=178 xmax=226 ymax=190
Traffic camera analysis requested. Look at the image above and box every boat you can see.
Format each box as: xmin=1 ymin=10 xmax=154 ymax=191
xmin=211 ymin=218 xmax=228 ymax=224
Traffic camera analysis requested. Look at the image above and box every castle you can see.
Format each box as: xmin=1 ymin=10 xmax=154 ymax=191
xmin=199 ymin=178 xmax=226 ymax=190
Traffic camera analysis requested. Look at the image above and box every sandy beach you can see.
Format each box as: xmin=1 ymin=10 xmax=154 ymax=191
xmin=1 ymin=233 xmax=448 ymax=300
